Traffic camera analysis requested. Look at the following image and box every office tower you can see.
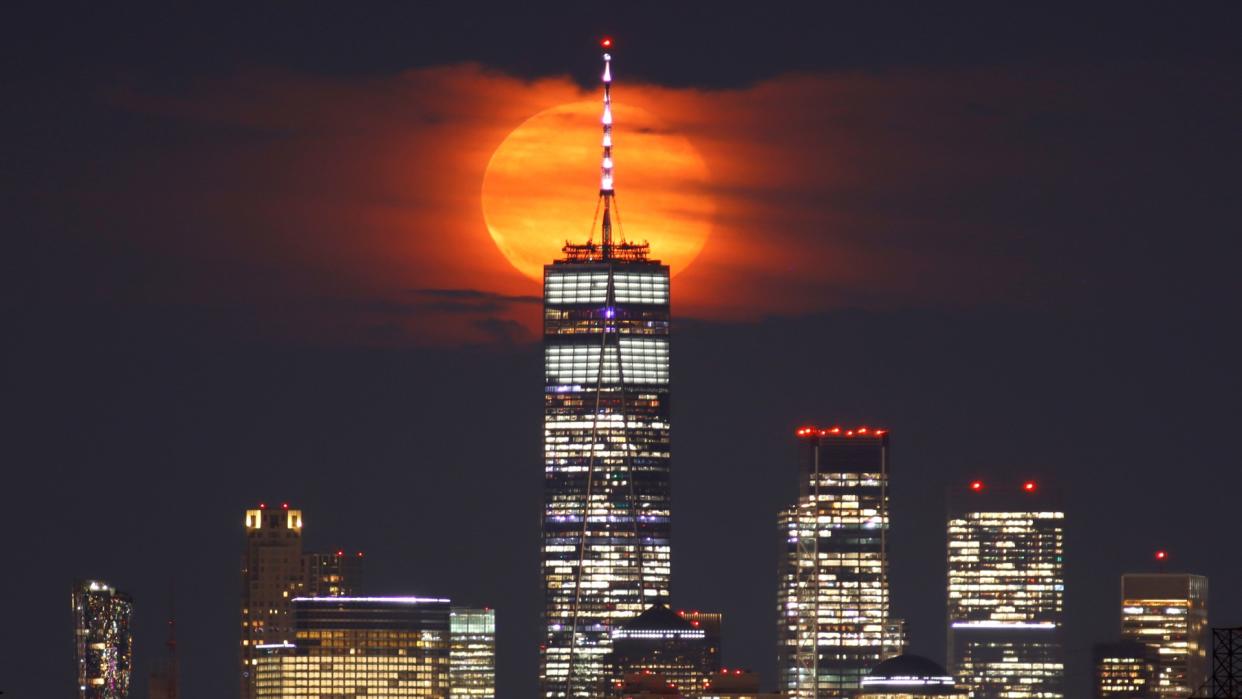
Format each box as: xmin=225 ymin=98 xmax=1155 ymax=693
xmin=699 ymin=670 xmax=783 ymax=699
xmin=452 ymin=606 xmax=497 ymax=699
xmin=607 ymin=604 xmax=714 ymax=695
xmin=73 ymin=580 xmax=133 ymax=699
xmin=1094 ymin=641 xmax=1157 ymax=698
xmin=946 ymin=480 xmax=1065 ymax=699
xmin=304 ymin=549 xmax=363 ymax=597
xmin=857 ymin=655 xmax=967 ymax=699
xmin=677 ymin=610 xmax=723 ymax=673
xmin=254 ymin=596 xmax=452 ymax=698
xmin=1120 ymin=574 xmax=1209 ymax=697
xmin=241 ymin=503 xmax=304 ymax=699
xmin=777 ymin=426 xmax=895 ymax=698
xmin=540 ymin=40 xmax=673 ymax=698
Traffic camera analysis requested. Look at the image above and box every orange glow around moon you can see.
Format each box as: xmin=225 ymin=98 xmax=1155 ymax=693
xmin=482 ymin=100 xmax=713 ymax=280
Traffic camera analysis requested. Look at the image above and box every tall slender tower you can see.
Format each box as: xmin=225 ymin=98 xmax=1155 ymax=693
xmin=778 ymin=426 xmax=896 ymax=698
xmin=540 ymin=38 xmax=674 ymax=699
xmin=946 ymin=480 xmax=1065 ymax=699
xmin=73 ymin=579 xmax=134 ymax=699
xmin=241 ymin=503 xmax=305 ymax=699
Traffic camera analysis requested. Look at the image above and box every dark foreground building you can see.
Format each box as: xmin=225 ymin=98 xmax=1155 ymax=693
xmin=608 ymin=604 xmax=713 ymax=695
xmin=540 ymin=41 xmax=673 ymax=698
xmin=858 ymin=655 xmax=966 ymax=698
xmin=946 ymin=480 xmax=1065 ymax=699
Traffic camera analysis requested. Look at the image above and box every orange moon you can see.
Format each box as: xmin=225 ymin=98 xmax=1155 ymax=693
xmin=481 ymin=100 xmax=713 ymax=280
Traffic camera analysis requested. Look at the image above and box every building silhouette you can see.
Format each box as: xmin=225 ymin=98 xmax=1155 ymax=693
xmin=858 ymin=655 xmax=966 ymax=699
xmin=451 ymin=606 xmax=497 ymax=699
xmin=607 ymin=604 xmax=714 ymax=695
xmin=777 ymin=426 xmax=896 ymax=698
xmin=540 ymin=39 xmax=672 ymax=698
xmin=1094 ymin=641 xmax=1157 ymax=698
xmin=1120 ymin=574 xmax=1208 ymax=697
xmin=946 ymin=480 xmax=1065 ymax=699
xmin=73 ymin=579 xmax=133 ymax=699
xmin=255 ymin=596 xmax=451 ymax=698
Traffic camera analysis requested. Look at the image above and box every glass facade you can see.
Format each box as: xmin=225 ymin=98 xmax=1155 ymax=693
xmin=778 ymin=427 xmax=895 ymax=698
xmin=451 ymin=607 xmax=496 ymax=699
xmin=1119 ymin=574 xmax=1208 ymax=698
xmin=73 ymin=579 xmax=133 ymax=699
xmin=946 ymin=483 xmax=1065 ymax=699
xmin=607 ymin=604 xmax=712 ymax=695
xmin=541 ymin=259 xmax=673 ymax=698
xmin=255 ymin=597 xmax=452 ymax=699
xmin=304 ymin=550 xmax=363 ymax=597
xmin=1094 ymin=641 xmax=1157 ymax=698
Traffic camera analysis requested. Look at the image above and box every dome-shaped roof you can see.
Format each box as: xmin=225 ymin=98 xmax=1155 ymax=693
xmin=860 ymin=655 xmax=959 ymax=696
xmin=867 ymin=654 xmax=950 ymax=679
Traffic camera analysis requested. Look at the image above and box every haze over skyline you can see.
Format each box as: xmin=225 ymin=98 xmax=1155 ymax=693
xmin=5 ymin=4 xmax=1241 ymax=698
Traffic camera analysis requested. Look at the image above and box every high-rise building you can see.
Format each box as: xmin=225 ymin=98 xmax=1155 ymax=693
xmin=1120 ymin=574 xmax=1208 ymax=697
xmin=858 ymin=655 xmax=967 ymax=699
xmin=241 ymin=503 xmax=305 ymax=699
xmin=607 ymin=604 xmax=714 ymax=695
xmin=777 ymin=426 xmax=895 ymax=698
xmin=946 ymin=480 xmax=1065 ymax=699
xmin=73 ymin=579 xmax=133 ymax=699
xmin=304 ymin=549 xmax=363 ymax=597
xmin=254 ymin=596 xmax=452 ymax=699
xmin=540 ymin=40 xmax=673 ymax=699
xmin=1094 ymin=641 xmax=1157 ymax=698
xmin=676 ymin=610 xmax=723 ymax=673
xmin=452 ymin=606 xmax=497 ymax=699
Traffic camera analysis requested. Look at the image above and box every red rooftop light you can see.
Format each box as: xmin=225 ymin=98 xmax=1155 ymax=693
xmin=336 ymin=550 xmax=344 ymax=557
xmin=259 ymin=503 xmax=267 ymax=509
xmin=1155 ymin=550 xmax=1168 ymax=561
xmin=1023 ymin=480 xmax=1038 ymax=492
xmin=601 ymin=37 xmax=613 ymax=48
xmin=970 ymin=480 xmax=984 ymax=492
xmin=281 ymin=502 xmax=289 ymax=509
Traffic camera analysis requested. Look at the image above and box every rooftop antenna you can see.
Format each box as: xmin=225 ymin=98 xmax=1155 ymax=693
xmin=599 ymin=37 xmax=616 ymax=258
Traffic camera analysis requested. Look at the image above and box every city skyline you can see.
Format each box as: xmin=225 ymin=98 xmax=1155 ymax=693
xmin=7 ymin=4 xmax=1242 ymax=698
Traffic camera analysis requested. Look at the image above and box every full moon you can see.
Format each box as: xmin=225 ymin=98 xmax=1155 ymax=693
xmin=481 ymin=100 xmax=713 ymax=281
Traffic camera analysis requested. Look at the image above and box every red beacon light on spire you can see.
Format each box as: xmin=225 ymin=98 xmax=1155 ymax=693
xmin=970 ymin=480 xmax=984 ymax=492
xmin=601 ymin=37 xmax=613 ymax=48
xmin=1023 ymin=480 xmax=1038 ymax=493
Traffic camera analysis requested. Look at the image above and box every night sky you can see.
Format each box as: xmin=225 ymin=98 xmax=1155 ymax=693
xmin=5 ymin=4 xmax=1242 ymax=698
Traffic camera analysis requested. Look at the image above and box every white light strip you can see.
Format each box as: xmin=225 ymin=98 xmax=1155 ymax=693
xmin=951 ymin=621 xmax=1056 ymax=629
xmin=292 ymin=596 xmax=450 ymax=604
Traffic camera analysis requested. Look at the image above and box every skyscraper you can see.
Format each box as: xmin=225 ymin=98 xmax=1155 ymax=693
xmin=540 ymin=39 xmax=673 ymax=698
xmin=1120 ymin=573 xmax=1208 ymax=697
xmin=1093 ymin=641 xmax=1157 ymax=698
xmin=452 ymin=606 xmax=497 ymax=699
xmin=254 ymin=596 xmax=452 ymax=699
xmin=946 ymin=480 xmax=1065 ymax=699
xmin=73 ymin=579 xmax=133 ymax=699
xmin=676 ymin=610 xmax=723 ymax=673
xmin=304 ymin=549 xmax=364 ymax=597
xmin=777 ymin=426 xmax=895 ymax=698
xmin=241 ymin=503 xmax=304 ymax=699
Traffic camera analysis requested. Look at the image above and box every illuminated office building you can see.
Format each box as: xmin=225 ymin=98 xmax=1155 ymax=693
xmin=73 ymin=579 xmax=133 ymax=699
xmin=677 ymin=610 xmax=723 ymax=673
xmin=946 ymin=480 xmax=1065 ymax=699
xmin=1120 ymin=574 xmax=1208 ymax=697
xmin=608 ymin=604 xmax=713 ymax=695
xmin=777 ymin=426 xmax=895 ymax=698
xmin=540 ymin=40 xmax=672 ymax=698
xmin=304 ymin=549 xmax=363 ymax=597
xmin=699 ymin=670 xmax=783 ymax=699
xmin=254 ymin=596 xmax=451 ymax=699
xmin=452 ymin=606 xmax=497 ymax=699
xmin=240 ymin=503 xmax=305 ymax=699
xmin=1094 ymin=641 xmax=1157 ymax=698
xmin=858 ymin=655 xmax=967 ymax=699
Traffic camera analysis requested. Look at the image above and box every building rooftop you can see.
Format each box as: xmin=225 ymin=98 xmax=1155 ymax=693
xmin=860 ymin=654 xmax=959 ymax=695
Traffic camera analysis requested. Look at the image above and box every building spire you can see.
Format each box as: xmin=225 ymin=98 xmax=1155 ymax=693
xmin=599 ymin=37 xmax=615 ymax=255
